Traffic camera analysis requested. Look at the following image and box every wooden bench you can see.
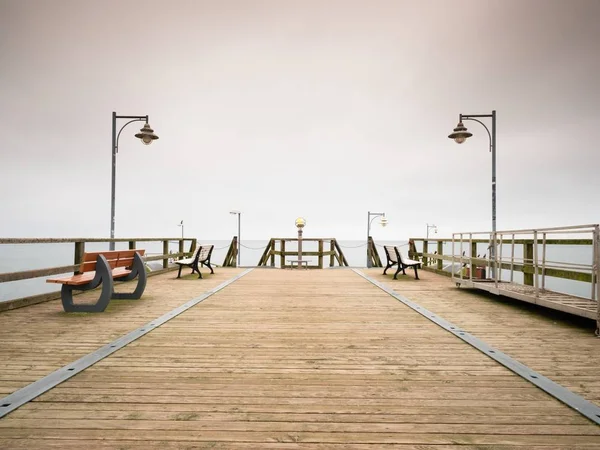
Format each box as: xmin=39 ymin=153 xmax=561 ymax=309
xmin=46 ymin=249 xmax=147 ymax=312
xmin=175 ymin=244 xmax=214 ymax=279
xmin=383 ymin=245 xmax=421 ymax=280
xmin=288 ymin=259 xmax=309 ymax=269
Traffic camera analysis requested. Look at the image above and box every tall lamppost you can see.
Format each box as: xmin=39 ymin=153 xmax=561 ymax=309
xmin=295 ymin=217 xmax=306 ymax=264
xmin=448 ymin=110 xmax=496 ymax=274
xmin=426 ymin=223 xmax=438 ymax=240
xmin=366 ymin=211 xmax=388 ymax=268
xmin=110 ymin=111 xmax=159 ymax=250
xmin=177 ymin=220 xmax=184 ymax=240
xmin=230 ymin=211 xmax=241 ymax=267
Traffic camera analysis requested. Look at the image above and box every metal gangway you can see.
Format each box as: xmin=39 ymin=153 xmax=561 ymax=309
xmin=451 ymin=224 xmax=599 ymax=334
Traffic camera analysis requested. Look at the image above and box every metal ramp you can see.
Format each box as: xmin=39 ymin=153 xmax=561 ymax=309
xmin=451 ymin=224 xmax=599 ymax=333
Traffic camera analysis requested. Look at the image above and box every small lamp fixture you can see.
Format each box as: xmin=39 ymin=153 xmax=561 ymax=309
xmin=135 ymin=123 xmax=159 ymax=145
xmin=295 ymin=217 xmax=306 ymax=228
xmin=380 ymin=217 xmax=388 ymax=227
xmin=448 ymin=121 xmax=473 ymax=144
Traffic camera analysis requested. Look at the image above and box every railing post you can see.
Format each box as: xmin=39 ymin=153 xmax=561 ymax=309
xmin=74 ymin=241 xmax=85 ymax=275
xmin=178 ymin=239 xmax=184 ymax=261
xmin=330 ymin=240 xmax=335 ymax=267
xmin=524 ymin=241 xmax=534 ymax=286
xmin=423 ymin=240 xmax=428 ymax=266
xmin=163 ymin=240 xmax=169 ymax=269
xmin=437 ymin=241 xmax=443 ymax=271
xmin=280 ymin=239 xmax=286 ymax=269
xmin=129 ymin=240 xmax=136 ymax=250
xmin=270 ymin=240 xmax=276 ymax=267
xmin=318 ymin=239 xmax=323 ymax=269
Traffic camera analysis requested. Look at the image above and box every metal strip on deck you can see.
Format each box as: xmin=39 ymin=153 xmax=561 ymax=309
xmin=354 ymin=269 xmax=600 ymax=425
xmin=0 ymin=268 xmax=254 ymax=419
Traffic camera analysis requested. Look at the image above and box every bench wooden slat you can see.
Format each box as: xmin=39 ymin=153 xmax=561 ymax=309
xmin=80 ymin=250 xmax=145 ymax=273
xmin=384 ymin=246 xmax=398 ymax=263
xmin=46 ymin=273 xmax=95 ymax=286
xmin=47 ymin=268 xmax=132 ymax=286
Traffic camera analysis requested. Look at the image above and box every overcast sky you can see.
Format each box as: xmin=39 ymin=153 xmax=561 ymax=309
xmin=1 ymin=0 xmax=599 ymax=242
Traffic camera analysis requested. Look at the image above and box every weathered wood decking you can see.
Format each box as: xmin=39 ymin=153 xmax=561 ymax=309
xmin=0 ymin=268 xmax=599 ymax=448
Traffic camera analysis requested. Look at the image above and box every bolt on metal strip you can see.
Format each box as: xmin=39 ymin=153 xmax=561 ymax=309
xmin=353 ymin=269 xmax=600 ymax=425
xmin=0 ymin=268 xmax=254 ymax=419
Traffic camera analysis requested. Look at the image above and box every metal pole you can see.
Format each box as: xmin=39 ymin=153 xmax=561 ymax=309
xmin=298 ymin=227 xmax=303 ymax=264
xmin=366 ymin=211 xmax=371 ymax=268
xmin=110 ymin=112 xmax=117 ymax=251
xmin=110 ymin=112 xmax=151 ymax=251
xmin=491 ymin=110 xmax=497 ymax=277
xmin=237 ymin=213 xmax=241 ymax=267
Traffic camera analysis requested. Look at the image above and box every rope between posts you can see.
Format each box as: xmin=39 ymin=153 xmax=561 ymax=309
xmin=337 ymin=242 xmax=367 ymax=248
xmin=240 ymin=243 xmax=269 ymax=250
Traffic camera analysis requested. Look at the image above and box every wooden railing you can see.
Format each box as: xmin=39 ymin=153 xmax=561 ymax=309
xmin=0 ymin=237 xmax=197 ymax=310
xmin=257 ymin=238 xmax=349 ymax=269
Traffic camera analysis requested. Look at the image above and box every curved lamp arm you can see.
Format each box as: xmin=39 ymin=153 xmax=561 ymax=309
xmin=462 ymin=117 xmax=492 ymax=153
xmin=115 ymin=118 xmax=146 ymax=154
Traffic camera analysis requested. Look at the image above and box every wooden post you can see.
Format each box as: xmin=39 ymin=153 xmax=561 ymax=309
xmin=129 ymin=240 xmax=136 ymax=250
xmin=524 ymin=241 xmax=534 ymax=286
xmin=232 ymin=236 xmax=238 ymax=267
xmin=74 ymin=241 xmax=85 ymax=275
xmin=437 ymin=241 xmax=443 ymax=271
xmin=280 ymin=240 xmax=286 ymax=269
xmin=163 ymin=240 xmax=169 ymax=269
xmin=330 ymin=240 xmax=335 ymax=267
xmin=178 ymin=239 xmax=184 ymax=261
xmin=423 ymin=240 xmax=428 ymax=266
xmin=270 ymin=240 xmax=276 ymax=267
xmin=318 ymin=239 xmax=323 ymax=269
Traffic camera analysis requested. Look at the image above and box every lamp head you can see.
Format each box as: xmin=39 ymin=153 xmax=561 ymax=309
xmin=135 ymin=123 xmax=159 ymax=145
xmin=295 ymin=217 xmax=306 ymax=228
xmin=448 ymin=121 xmax=472 ymax=144
xmin=380 ymin=217 xmax=388 ymax=227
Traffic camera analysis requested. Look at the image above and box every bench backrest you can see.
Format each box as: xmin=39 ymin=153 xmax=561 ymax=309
xmin=198 ymin=245 xmax=214 ymax=262
xmin=79 ymin=249 xmax=146 ymax=273
xmin=384 ymin=246 xmax=398 ymax=263
xmin=188 ymin=245 xmax=203 ymax=260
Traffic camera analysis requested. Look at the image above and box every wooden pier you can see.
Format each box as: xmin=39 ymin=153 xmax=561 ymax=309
xmin=1 ymin=268 xmax=599 ymax=448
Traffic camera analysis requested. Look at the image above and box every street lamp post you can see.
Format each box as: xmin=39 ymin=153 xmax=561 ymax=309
xmin=295 ymin=217 xmax=306 ymax=264
xmin=448 ymin=110 xmax=497 ymax=275
xmin=230 ymin=211 xmax=241 ymax=267
xmin=177 ymin=220 xmax=184 ymax=240
xmin=110 ymin=111 xmax=159 ymax=250
xmin=366 ymin=211 xmax=388 ymax=268
xmin=426 ymin=223 xmax=437 ymax=240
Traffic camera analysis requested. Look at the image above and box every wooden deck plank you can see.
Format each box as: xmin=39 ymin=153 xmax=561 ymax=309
xmin=370 ymin=268 xmax=600 ymax=404
xmin=1 ymin=268 xmax=599 ymax=447
xmin=0 ymin=268 xmax=245 ymax=396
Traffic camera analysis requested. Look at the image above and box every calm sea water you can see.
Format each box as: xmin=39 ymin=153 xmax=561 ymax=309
xmin=0 ymin=240 xmax=595 ymax=302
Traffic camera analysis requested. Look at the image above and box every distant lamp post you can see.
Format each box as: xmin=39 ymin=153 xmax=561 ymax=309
xmin=295 ymin=217 xmax=306 ymax=264
xmin=448 ymin=110 xmax=497 ymax=274
xmin=110 ymin=111 xmax=159 ymax=250
xmin=366 ymin=211 xmax=387 ymax=268
xmin=177 ymin=220 xmax=184 ymax=240
xmin=426 ymin=223 xmax=437 ymax=240
xmin=230 ymin=211 xmax=241 ymax=267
